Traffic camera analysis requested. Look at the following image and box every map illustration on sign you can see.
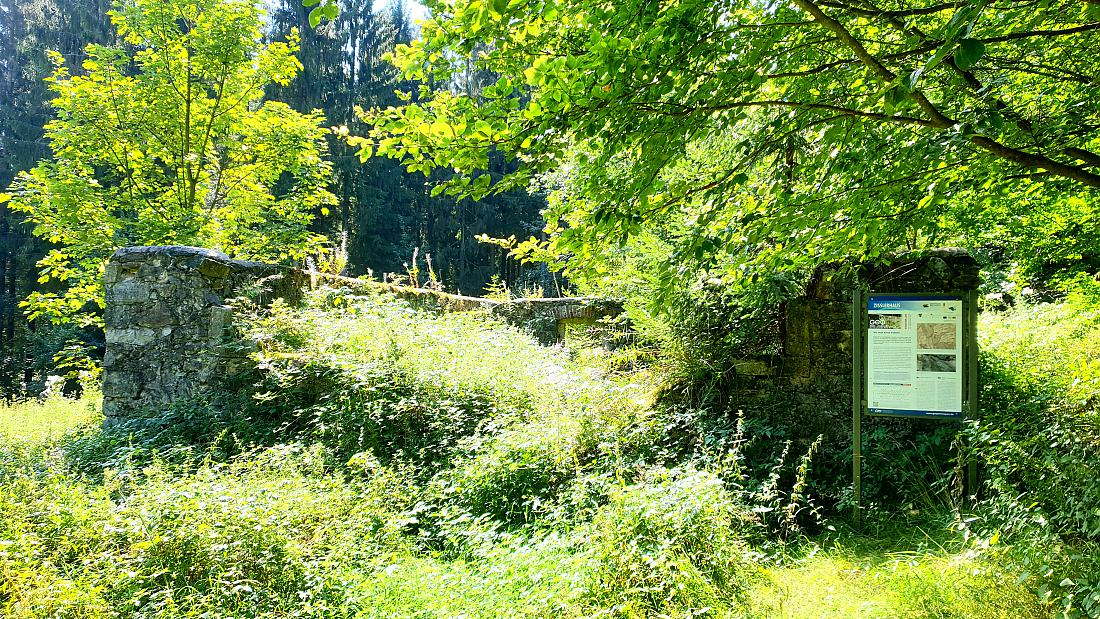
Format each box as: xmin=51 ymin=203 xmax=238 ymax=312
xmin=865 ymin=295 xmax=963 ymax=418
xmin=916 ymin=323 xmax=957 ymax=350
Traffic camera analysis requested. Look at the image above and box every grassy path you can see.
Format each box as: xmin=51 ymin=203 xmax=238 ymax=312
xmin=748 ymin=543 xmax=1047 ymax=618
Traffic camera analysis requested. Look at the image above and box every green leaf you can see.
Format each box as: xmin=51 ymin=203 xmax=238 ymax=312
xmin=921 ymin=3 xmax=983 ymax=75
xmin=902 ymin=68 xmax=923 ymax=92
xmin=309 ymin=7 xmax=322 ymax=28
xmin=954 ymin=38 xmax=985 ymax=70
xmin=883 ymin=84 xmax=908 ymax=114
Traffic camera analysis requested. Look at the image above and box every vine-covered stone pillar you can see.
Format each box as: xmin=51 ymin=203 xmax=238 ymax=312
xmin=728 ymin=248 xmax=981 ymax=444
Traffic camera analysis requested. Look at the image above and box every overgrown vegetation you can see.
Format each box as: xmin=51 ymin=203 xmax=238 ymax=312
xmin=1 ymin=287 xmax=1077 ymax=618
xmin=1 ymin=0 xmax=1096 ymax=613
xmin=963 ymin=281 xmax=1100 ymax=617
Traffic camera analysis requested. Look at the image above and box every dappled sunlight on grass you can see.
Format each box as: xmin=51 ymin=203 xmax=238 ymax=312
xmin=747 ymin=540 xmax=1050 ymax=619
xmin=0 ymin=393 xmax=100 ymax=442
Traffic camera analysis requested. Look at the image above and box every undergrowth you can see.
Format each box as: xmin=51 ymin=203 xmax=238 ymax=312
xmin=962 ymin=282 xmax=1100 ymax=618
xmin=0 ymin=288 xmax=1057 ymax=618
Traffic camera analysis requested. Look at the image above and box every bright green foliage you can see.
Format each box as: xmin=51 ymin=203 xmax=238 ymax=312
xmin=6 ymin=0 xmax=335 ymax=324
xmin=0 ymin=300 xmax=1052 ymax=618
xmin=965 ymin=285 xmax=1100 ymax=617
xmin=587 ymin=467 xmax=760 ymax=614
xmin=356 ymin=0 xmax=1100 ymax=289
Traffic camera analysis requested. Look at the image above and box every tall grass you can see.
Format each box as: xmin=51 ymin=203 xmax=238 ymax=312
xmin=0 ymin=289 xmax=1057 ymax=618
xmin=0 ymin=392 xmax=99 ymax=442
xmin=966 ymin=287 xmax=1100 ymax=617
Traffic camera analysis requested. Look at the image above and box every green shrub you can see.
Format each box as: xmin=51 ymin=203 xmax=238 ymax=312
xmin=439 ymin=415 xmax=580 ymax=525
xmin=253 ymin=359 xmax=502 ymax=469
xmin=245 ymin=291 xmax=577 ymax=415
xmin=236 ymin=288 xmax=669 ymax=523
xmin=583 ymin=466 xmax=762 ymax=616
xmin=60 ymin=395 xmax=255 ymax=478
xmin=965 ymin=287 xmax=1100 ymax=617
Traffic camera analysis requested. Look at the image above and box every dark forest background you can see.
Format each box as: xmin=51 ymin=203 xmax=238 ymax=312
xmin=0 ymin=0 xmax=551 ymax=399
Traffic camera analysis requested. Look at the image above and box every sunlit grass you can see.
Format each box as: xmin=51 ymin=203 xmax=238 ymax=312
xmin=0 ymin=392 xmax=100 ymax=443
xmin=747 ymin=546 xmax=1049 ymax=619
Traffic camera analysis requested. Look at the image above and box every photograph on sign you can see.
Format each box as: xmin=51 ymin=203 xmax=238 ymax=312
xmin=866 ymin=296 xmax=963 ymax=418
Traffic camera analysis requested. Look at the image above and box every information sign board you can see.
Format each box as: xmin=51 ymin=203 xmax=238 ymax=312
xmin=851 ymin=289 xmax=978 ymax=526
xmin=866 ymin=295 xmax=963 ymax=419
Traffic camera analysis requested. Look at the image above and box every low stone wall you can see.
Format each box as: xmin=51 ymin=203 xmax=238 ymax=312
xmin=101 ymin=245 xmax=624 ymax=423
xmin=490 ymin=297 xmax=625 ymax=344
xmin=294 ymin=273 xmax=623 ymax=343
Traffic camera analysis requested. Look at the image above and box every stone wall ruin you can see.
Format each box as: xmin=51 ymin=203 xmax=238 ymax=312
xmin=101 ymin=245 xmax=977 ymax=428
xmin=724 ymin=248 xmax=980 ymax=444
xmin=102 ymin=246 xmax=307 ymax=423
xmin=101 ymin=245 xmax=623 ymax=423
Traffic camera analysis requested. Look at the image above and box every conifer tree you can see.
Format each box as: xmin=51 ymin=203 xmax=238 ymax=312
xmin=0 ymin=0 xmax=115 ymax=397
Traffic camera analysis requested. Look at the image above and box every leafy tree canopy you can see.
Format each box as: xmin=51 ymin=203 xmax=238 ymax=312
xmin=356 ymin=0 xmax=1100 ymax=291
xmin=6 ymin=0 xmax=335 ymax=324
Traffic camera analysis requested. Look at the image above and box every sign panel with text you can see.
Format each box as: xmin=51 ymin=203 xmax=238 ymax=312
xmin=866 ymin=295 xmax=963 ymax=419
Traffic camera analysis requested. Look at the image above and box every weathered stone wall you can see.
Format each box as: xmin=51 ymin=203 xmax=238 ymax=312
xmin=102 ymin=244 xmax=976 ymax=428
xmin=490 ymin=297 xmax=625 ymax=344
xmin=102 ymin=246 xmax=625 ymax=422
xmin=293 ymin=274 xmax=623 ymax=344
xmin=726 ymin=248 xmax=980 ymax=443
xmin=102 ymin=246 xmax=307 ymax=424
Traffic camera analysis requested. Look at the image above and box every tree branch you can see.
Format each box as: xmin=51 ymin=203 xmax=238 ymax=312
xmin=764 ymin=0 xmax=1100 ymax=187
xmin=637 ymin=100 xmax=939 ymax=127
xmin=790 ymin=0 xmax=957 ymax=128
xmin=980 ymin=22 xmax=1100 ymax=44
xmin=1066 ymin=147 xmax=1100 ymax=168
xmin=819 ymin=0 xmax=962 ymax=18
xmin=969 ymin=136 xmax=1100 ymax=187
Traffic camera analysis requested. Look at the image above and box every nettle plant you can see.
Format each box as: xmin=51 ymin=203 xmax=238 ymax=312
xmin=6 ymin=0 xmax=335 ymax=325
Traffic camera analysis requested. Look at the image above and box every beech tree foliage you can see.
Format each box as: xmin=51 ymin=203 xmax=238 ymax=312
xmin=357 ymin=0 xmax=1100 ymax=285
xmin=6 ymin=0 xmax=335 ymax=324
